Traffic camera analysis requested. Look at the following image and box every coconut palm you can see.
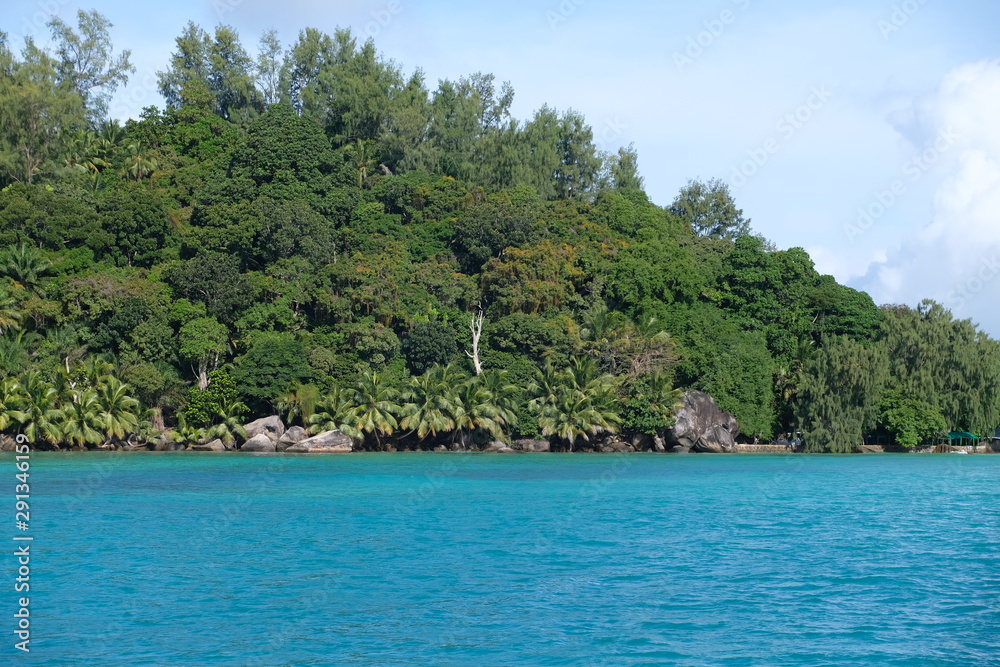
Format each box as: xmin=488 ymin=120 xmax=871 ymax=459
xmin=0 ymin=376 xmax=24 ymax=433
xmin=277 ymin=384 xmax=320 ymax=427
xmin=0 ymin=286 xmax=22 ymax=334
xmin=207 ymin=398 xmax=249 ymax=448
xmin=63 ymin=129 xmax=111 ymax=182
xmin=120 ymin=142 xmax=158 ymax=181
xmin=170 ymin=415 xmax=206 ymax=448
xmin=93 ymin=377 xmax=142 ymax=445
xmin=351 ymin=370 xmax=401 ymax=449
xmin=97 ymin=119 xmax=126 ymax=148
xmin=528 ymin=358 xmax=622 ymax=451
xmin=478 ymin=369 xmax=520 ymax=429
xmin=449 ymin=378 xmax=506 ymax=448
xmin=61 ymin=389 xmax=104 ymax=447
xmin=536 ymin=391 xmax=621 ymax=450
xmin=0 ymin=331 xmax=38 ymax=377
xmin=71 ymin=356 xmax=115 ymax=392
xmin=45 ymin=325 xmax=88 ymax=374
xmin=9 ymin=371 xmax=63 ymax=445
xmin=0 ymin=245 xmax=52 ymax=297
xmin=346 ymin=139 xmax=377 ymax=188
xmin=309 ymin=386 xmax=362 ymax=440
xmin=399 ymin=364 xmax=465 ymax=441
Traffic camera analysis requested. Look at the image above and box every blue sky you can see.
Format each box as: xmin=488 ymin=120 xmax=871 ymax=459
xmin=5 ymin=0 xmax=1000 ymax=335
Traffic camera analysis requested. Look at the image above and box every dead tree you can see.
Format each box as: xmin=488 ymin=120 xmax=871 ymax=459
xmin=466 ymin=305 xmax=485 ymax=375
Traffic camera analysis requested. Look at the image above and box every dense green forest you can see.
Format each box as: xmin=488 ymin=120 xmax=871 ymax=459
xmin=0 ymin=11 xmax=998 ymax=452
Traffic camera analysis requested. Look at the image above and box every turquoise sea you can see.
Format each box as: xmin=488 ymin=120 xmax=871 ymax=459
xmin=12 ymin=453 xmax=1000 ymax=665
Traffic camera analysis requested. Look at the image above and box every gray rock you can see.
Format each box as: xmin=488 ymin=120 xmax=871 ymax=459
xmin=278 ymin=426 xmax=308 ymax=445
xmin=285 ymin=430 xmax=353 ymax=453
xmin=485 ymin=441 xmax=515 ymax=453
xmin=192 ymin=439 xmax=226 ymax=452
xmin=665 ymin=391 xmax=739 ymax=453
xmin=512 ymin=439 xmax=551 ymax=453
xmin=241 ymin=434 xmax=277 ymax=452
xmin=243 ymin=416 xmax=285 ymax=442
xmin=154 ymin=434 xmax=183 ymax=451
xmin=433 ymin=445 xmax=448 ymax=452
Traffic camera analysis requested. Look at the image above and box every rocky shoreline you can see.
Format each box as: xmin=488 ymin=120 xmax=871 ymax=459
xmin=5 ymin=391 xmax=995 ymax=454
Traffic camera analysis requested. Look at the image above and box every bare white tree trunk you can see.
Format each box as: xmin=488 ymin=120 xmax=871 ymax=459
xmin=466 ymin=306 xmax=485 ymax=376
xmin=196 ymin=362 xmax=209 ymax=391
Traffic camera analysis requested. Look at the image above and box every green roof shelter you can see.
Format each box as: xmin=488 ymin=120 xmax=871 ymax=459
xmin=942 ymin=431 xmax=982 ymax=452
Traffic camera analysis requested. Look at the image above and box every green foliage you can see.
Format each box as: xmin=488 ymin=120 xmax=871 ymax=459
xmin=670 ymin=304 xmax=776 ymax=439
xmin=402 ymin=320 xmax=457 ymax=374
xmin=232 ymin=333 xmax=311 ymax=412
xmin=878 ymin=390 xmax=947 ymax=449
xmin=882 ymin=301 xmax=1000 ymax=434
xmin=178 ymin=316 xmax=228 ymax=387
xmin=452 ymin=192 xmax=541 ymax=273
xmin=670 ymin=178 xmax=750 ymax=241
xmin=0 ymin=184 xmax=104 ymax=250
xmin=182 ymin=369 xmax=242 ymax=428
xmin=97 ymin=181 xmax=176 ymax=266
xmin=796 ymin=336 xmax=889 ymax=453
xmin=46 ymin=10 xmax=134 ymax=122
xmin=620 ymin=373 xmax=683 ymax=435
xmin=0 ymin=39 xmax=86 ymax=185
xmin=165 ymin=252 xmax=252 ymax=323
xmin=528 ymin=357 xmax=622 ymax=451
xmin=157 ymin=22 xmax=262 ymax=122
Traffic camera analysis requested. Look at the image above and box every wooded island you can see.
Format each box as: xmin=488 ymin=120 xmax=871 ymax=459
xmin=1 ymin=12 xmax=997 ymax=453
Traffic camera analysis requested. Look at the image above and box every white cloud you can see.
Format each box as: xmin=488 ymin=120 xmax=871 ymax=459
xmin=851 ymin=59 xmax=1000 ymax=336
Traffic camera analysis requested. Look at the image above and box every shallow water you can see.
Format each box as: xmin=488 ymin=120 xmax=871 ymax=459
xmin=13 ymin=452 xmax=1000 ymax=665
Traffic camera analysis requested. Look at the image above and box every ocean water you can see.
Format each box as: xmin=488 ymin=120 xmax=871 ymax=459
xmin=12 ymin=452 xmax=1000 ymax=666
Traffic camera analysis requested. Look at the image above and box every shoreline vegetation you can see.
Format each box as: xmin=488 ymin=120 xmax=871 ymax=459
xmin=1 ymin=12 xmax=998 ymax=455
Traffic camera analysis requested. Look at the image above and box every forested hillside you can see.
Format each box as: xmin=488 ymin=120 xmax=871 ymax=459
xmin=1 ymin=12 xmax=998 ymax=452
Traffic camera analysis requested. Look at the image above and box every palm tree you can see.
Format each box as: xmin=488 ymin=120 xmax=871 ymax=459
xmin=399 ymin=364 xmax=464 ymax=442
xmin=120 ymin=142 xmax=158 ymax=181
xmin=478 ymin=369 xmax=520 ymax=431
xmin=9 ymin=371 xmax=63 ymax=446
xmin=351 ymin=370 xmax=401 ymax=449
xmin=449 ymin=378 xmax=506 ymax=448
xmin=277 ymin=384 xmax=320 ymax=427
xmin=0 ymin=331 xmax=38 ymax=377
xmin=71 ymin=356 xmax=115 ymax=392
xmin=309 ymin=386 xmax=362 ymax=440
xmin=94 ymin=377 xmax=142 ymax=445
xmin=170 ymin=414 xmax=206 ymax=448
xmin=0 ymin=245 xmax=52 ymax=297
xmin=97 ymin=119 xmax=125 ymax=148
xmin=0 ymin=286 xmax=22 ymax=334
xmin=528 ymin=358 xmax=622 ymax=451
xmin=346 ymin=139 xmax=377 ymax=188
xmin=45 ymin=325 xmax=88 ymax=374
xmin=61 ymin=389 xmax=104 ymax=447
xmin=63 ymin=129 xmax=111 ymax=182
xmin=207 ymin=398 xmax=248 ymax=448
xmin=0 ymin=376 xmax=24 ymax=433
